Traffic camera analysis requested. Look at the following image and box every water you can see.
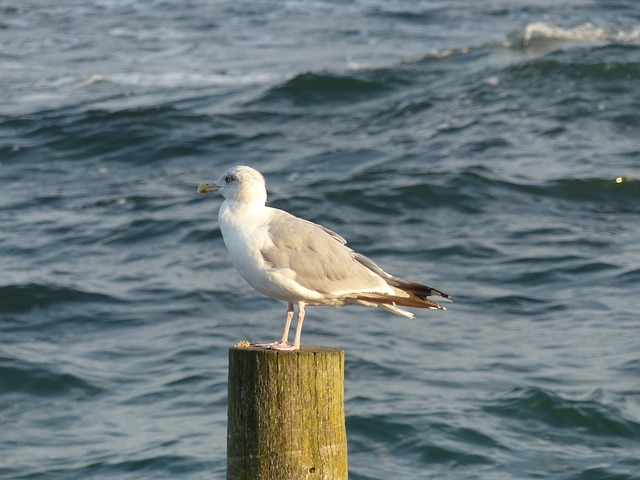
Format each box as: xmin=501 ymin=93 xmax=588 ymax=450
xmin=1 ymin=1 xmax=640 ymax=479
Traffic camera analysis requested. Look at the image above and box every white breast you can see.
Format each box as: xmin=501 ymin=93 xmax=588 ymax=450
xmin=218 ymin=202 xmax=325 ymax=303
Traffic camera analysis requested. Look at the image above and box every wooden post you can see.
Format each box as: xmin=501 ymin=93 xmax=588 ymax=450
xmin=227 ymin=345 xmax=348 ymax=479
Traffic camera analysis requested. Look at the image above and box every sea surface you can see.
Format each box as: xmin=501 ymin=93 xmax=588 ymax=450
xmin=1 ymin=1 xmax=640 ymax=479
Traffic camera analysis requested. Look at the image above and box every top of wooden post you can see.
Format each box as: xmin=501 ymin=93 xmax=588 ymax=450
xmin=229 ymin=344 xmax=343 ymax=355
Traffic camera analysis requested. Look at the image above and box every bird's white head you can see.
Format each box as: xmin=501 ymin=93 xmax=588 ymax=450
xmin=198 ymin=165 xmax=267 ymax=207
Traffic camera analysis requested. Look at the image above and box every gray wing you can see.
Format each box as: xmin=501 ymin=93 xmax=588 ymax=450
xmin=260 ymin=209 xmax=386 ymax=295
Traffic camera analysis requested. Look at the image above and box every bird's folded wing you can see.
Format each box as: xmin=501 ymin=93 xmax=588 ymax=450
xmin=260 ymin=211 xmax=387 ymax=295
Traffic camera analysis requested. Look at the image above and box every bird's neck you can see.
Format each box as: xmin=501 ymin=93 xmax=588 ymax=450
xmin=219 ymin=199 xmax=267 ymax=229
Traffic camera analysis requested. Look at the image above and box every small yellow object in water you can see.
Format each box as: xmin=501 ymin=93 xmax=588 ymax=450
xmin=234 ymin=340 xmax=251 ymax=348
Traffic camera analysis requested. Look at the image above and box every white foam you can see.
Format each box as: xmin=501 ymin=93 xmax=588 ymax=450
xmin=507 ymin=22 xmax=640 ymax=48
xmin=524 ymin=22 xmax=607 ymax=44
xmin=73 ymin=71 xmax=282 ymax=90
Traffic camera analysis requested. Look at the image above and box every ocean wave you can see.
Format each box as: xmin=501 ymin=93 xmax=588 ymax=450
xmin=26 ymin=454 xmax=213 ymax=480
xmin=484 ymin=387 xmax=640 ymax=438
xmin=72 ymin=71 xmax=281 ymax=90
xmin=534 ymin=177 xmax=640 ymax=213
xmin=449 ymin=172 xmax=639 ymax=214
xmin=617 ymin=267 xmax=640 ymax=285
xmin=101 ymin=217 xmax=198 ymax=245
xmin=342 ymin=22 xmax=640 ymax=78
xmin=2 ymin=101 xmax=295 ymax=167
xmin=343 ymin=167 xmax=639 ymax=216
xmin=503 ymin=50 xmax=640 ymax=87
xmin=2 ymin=105 xmax=202 ymax=164
xmin=0 ymin=356 xmax=106 ymax=398
xmin=348 ymin=413 xmax=496 ymax=468
xmin=505 ymin=22 xmax=640 ymax=49
xmin=0 ymin=283 xmax=119 ymax=313
xmin=254 ymin=71 xmax=396 ymax=106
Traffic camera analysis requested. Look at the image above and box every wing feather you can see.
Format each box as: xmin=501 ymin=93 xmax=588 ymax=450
xmin=259 ymin=208 xmax=450 ymax=311
xmin=260 ymin=210 xmax=385 ymax=294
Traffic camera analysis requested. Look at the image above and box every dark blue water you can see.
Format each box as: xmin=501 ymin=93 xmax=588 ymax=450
xmin=2 ymin=1 xmax=640 ymax=479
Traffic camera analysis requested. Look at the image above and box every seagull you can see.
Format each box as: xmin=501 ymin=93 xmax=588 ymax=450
xmin=198 ymin=166 xmax=450 ymax=351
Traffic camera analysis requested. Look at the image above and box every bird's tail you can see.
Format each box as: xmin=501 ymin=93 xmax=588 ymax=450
xmin=353 ymin=252 xmax=451 ymax=312
xmin=355 ymin=291 xmax=447 ymax=312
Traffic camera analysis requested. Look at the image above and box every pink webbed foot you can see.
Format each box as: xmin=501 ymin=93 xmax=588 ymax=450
xmin=253 ymin=341 xmax=300 ymax=351
xmin=267 ymin=342 xmax=300 ymax=351
xmin=253 ymin=340 xmax=285 ymax=348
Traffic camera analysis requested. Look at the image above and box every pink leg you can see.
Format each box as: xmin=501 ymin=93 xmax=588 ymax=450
xmin=255 ymin=303 xmax=294 ymax=348
xmin=270 ymin=302 xmax=305 ymax=351
xmin=279 ymin=303 xmax=295 ymax=344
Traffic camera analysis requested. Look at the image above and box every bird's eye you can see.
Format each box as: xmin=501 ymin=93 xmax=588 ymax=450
xmin=225 ymin=175 xmax=233 ymax=184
